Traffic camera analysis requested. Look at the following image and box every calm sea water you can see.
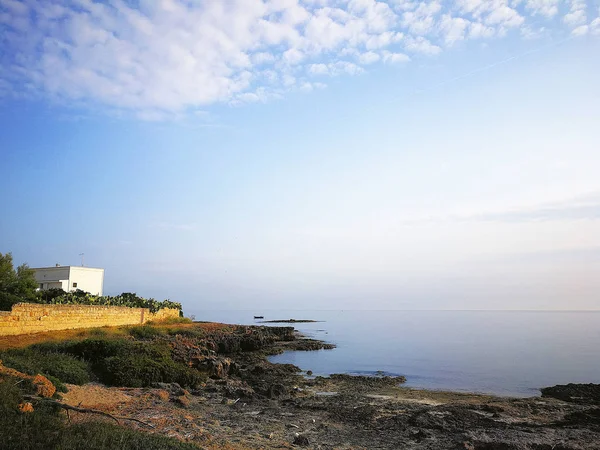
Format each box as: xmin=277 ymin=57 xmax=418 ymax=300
xmin=186 ymin=310 xmax=600 ymax=397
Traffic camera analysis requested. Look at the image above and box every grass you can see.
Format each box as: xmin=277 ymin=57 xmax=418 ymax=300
xmin=0 ymin=380 xmax=202 ymax=450
xmin=128 ymin=324 xmax=166 ymax=339
xmin=147 ymin=316 xmax=193 ymax=325
xmin=0 ymin=348 xmax=91 ymax=385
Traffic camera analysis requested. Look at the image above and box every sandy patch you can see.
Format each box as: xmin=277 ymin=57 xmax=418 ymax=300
xmin=62 ymin=383 xmax=133 ymax=409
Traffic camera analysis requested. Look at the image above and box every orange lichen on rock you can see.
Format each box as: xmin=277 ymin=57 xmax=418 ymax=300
xmin=18 ymin=402 xmax=34 ymax=413
xmin=32 ymin=374 xmax=56 ymax=398
xmin=0 ymin=360 xmax=56 ymax=398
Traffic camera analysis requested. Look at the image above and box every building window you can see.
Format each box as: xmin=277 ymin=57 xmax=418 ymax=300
xmin=39 ymin=283 xmax=44 ymax=290
xmin=73 ymin=282 xmax=78 ymax=288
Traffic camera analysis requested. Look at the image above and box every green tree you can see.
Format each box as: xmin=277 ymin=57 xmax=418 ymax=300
xmin=0 ymin=252 xmax=39 ymax=310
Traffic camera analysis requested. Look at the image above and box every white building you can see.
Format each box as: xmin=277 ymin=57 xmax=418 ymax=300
xmin=33 ymin=265 xmax=105 ymax=296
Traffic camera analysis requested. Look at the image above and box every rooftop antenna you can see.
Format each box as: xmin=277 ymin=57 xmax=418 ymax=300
xmin=79 ymin=253 xmax=85 ymax=267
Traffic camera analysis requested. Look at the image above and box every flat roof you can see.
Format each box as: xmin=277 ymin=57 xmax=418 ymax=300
xmin=33 ymin=266 xmax=104 ymax=271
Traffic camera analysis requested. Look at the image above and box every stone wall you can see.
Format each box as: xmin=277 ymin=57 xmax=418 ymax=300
xmin=0 ymin=303 xmax=181 ymax=336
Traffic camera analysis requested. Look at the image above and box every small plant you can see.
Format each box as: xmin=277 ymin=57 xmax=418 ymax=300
xmin=128 ymin=325 xmax=166 ymax=339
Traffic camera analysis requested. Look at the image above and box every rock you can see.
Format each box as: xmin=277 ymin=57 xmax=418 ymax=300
xmin=32 ymin=374 xmax=56 ymax=398
xmin=0 ymin=362 xmax=56 ymax=398
xmin=18 ymin=402 xmax=34 ymax=413
xmin=153 ymin=389 xmax=170 ymax=402
xmin=541 ymin=383 xmax=600 ymax=405
xmin=293 ymin=434 xmax=310 ymax=446
xmin=153 ymin=382 xmax=187 ymax=396
xmin=191 ymin=356 xmax=238 ymax=379
xmin=268 ymin=383 xmax=288 ymax=399
xmin=174 ymin=395 xmax=190 ymax=408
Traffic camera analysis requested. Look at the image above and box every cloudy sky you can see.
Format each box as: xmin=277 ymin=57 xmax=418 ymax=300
xmin=1 ymin=0 xmax=599 ymax=310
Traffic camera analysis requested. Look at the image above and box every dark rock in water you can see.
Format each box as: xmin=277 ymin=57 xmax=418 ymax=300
xmin=293 ymin=434 xmax=310 ymax=446
xmin=261 ymin=319 xmax=319 ymax=323
xmin=285 ymin=339 xmax=336 ymax=351
xmin=329 ymin=373 xmax=407 ymax=386
xmin=541 ymin=383 xmax=600 ymax=405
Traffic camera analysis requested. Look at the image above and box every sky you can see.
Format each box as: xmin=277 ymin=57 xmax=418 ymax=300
xmin=1 ymin=0 xmax=599 ymax=311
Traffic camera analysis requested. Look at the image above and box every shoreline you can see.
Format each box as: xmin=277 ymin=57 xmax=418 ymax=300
xmin=2 ymin=321 xmax=600 ymax=449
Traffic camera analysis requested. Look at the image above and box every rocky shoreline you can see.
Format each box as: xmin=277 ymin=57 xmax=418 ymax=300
xmin=2 ymin=322 xmax=600 ymax=449
xmin=167 ymin=324 xmax=600 ymax=449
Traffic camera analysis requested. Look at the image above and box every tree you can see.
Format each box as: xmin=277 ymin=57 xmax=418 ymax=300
xmin=0 ymin=252 xmax=39 ymax=310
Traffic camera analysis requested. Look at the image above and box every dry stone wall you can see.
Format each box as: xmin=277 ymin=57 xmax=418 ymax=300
xmin=0 ymin=303 xmax=180 ymax=336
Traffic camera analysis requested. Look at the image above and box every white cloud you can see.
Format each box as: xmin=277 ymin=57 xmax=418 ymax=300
xmin=563 ymin=0 xmax=588 ymax=27
xmin=403 ymin=36 xmax=442 ymax=54
xmin=591 ymin=18 xmax=600 ymax=36
xmin=381 ymin=50 xmax=411 ymax=63
xmin=469 ymin=21 xmax=496 ymax=39
xmin=401 ymin=1 xmax=442 ymax=35
xmin=308 ymin=60 xmax=365 ymax=76
xmin=521 ymin=0 xmax=560 ymax=18
xmin=520 ymin=25 xmax=546 ymax=39
xmin=357 ymin=50 xmax=381 ymax=63
xmin=439 ymin=14 xmax=471 ymax=44
xmin=0 ymin=0 xmax=595 ymax=119
xmin=571 ymin=24 xmax=589 ymax=35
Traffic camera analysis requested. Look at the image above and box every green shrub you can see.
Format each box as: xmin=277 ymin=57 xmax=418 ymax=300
xmin=32 ymin=338 xmax=204 ymax=388
xmin=148 ymin=316 xmax=193 ymax=325
xmin=0 ymin=348 xmax=91 ymax=385
xmin=38 ymin=291 xmax=182 ymax=313
xmin=98 ymin=342 xmax=204 ymax=388
xmin=0 ymin=380 xmax=64 ymax=450
xmin=128 ymin=325 xmax=166 ymax=339
xmin=59 ymin=422 xmax=202 ymax=449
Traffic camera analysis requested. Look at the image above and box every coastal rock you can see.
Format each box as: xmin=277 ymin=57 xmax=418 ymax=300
xmin=174 ymin=395 xmax=191 ymax=408
xmin=541 ymin=383 xmax=600 ymax=405
xmin=153 ymin=382 xmax=188 ymax=397
xmin=293 ymin=434 xmax=310 ymax=446
xmin=191 ymin=356 xmax=238 ymax=379
xmin=0 ymin=361 xmax=56 ymax=398
xmin=268 ymin=383 xmax=288 ymax=399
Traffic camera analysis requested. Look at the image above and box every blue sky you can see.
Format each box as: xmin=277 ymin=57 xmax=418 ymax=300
xmin=1 ymin=0 xmax=599 ymax=310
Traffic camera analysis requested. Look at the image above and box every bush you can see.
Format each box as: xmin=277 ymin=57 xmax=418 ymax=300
xmin=38 ymin=291 xmax=182 ymax=313
xmin=59 ymin=422 xmax=202 ymax=450
xmin=128 ymin=325 xmax=166 ymax=339
xmin=148 ymin=316 xmax=193 ymax=325
xmin=0 ymin=348 xmax=91 ymax=385
xmin=32 ymin=338 xmax=204 ymax=388
xmin=0 ymin=379 xmax=64 ymax=450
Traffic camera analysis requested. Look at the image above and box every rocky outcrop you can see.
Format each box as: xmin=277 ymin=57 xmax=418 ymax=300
xmin=0 ymin=360 xmax=56 ymax=398
xmin=541 ymin=383 xmax=600 ymax=405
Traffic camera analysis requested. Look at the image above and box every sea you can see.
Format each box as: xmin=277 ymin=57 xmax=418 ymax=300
xmin=185 ymin=309 xmax=600 ymax=398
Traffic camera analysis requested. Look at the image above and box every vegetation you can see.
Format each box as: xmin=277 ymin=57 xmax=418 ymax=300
xmin=0 ymin=380 xmax=201 ymax=450
xmin=0 ymin=348 xmax=91 ymax=386
xmin=37 ymin=290 xmax=183 ymax=313
xmin=0 ymin=252 xmax=38 ymax=310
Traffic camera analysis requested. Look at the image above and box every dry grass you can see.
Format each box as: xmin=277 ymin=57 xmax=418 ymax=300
xmin=0 ymin=322 xmax=234 ymax=351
